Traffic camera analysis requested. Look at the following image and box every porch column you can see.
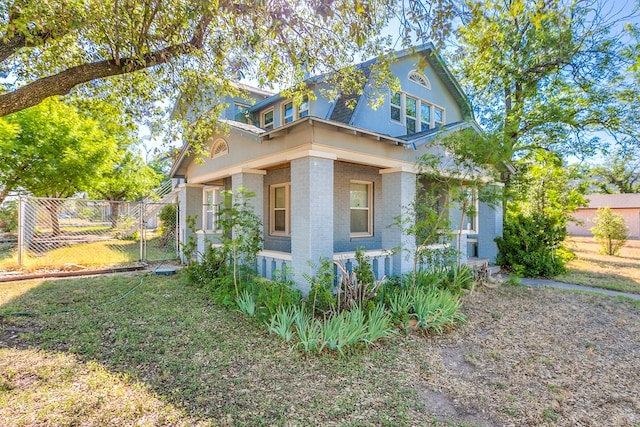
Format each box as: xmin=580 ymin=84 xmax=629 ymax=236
xmin=290 ymin=155 xmax=335 ymax=294
xmin=177 ymin=183 xmax=204 ymax=263
xmin=477 ymin=193 xmax=503 ymax=263
xmin=380 ymin=168 xmax=416 ymax=276
xmin=231 ymin=169 xmax=266 ymax=227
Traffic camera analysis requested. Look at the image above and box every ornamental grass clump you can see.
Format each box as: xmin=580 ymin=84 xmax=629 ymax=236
xmin=236 ymin=289 xmax=256 ymax=317
xmin=411 ymin=288 xmax=466 ymax=333
xmin=268 ymin=305 xmax=296 ymax=342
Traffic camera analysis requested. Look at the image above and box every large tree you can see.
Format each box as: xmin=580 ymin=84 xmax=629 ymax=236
xmin=587 ymin=149 xmax=640 ymax=193
xmin=91 ymin=150 xmax=162 ymax=226
xmin=0 ymin=0 xmax=403 ymax=119
xmin=0 ymin=98 xmax=117 ymax=234
xmin=444 ymin=0 xmax=640 ymax=174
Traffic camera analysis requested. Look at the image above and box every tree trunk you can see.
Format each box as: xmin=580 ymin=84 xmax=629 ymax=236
xmin=110 ymin=202 xmax=120 ymax=228
xmin=46 ymin=200 xmax=61 ymax=236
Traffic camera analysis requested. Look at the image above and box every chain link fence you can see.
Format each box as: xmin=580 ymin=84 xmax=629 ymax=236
xmin=0 ymin=196 xmax=178 ymax=275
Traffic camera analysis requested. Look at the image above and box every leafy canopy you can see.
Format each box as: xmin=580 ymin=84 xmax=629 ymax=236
xmin=0 ymin=0 xmax=402 ymax=121
xmin=0 ymin=97 xmax=117 ymax=201
xmin=447 ymin=0 xmax=640 ymax=164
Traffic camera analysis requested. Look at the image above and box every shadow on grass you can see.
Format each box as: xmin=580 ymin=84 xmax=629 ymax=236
xmin=0 ymin=273 xmax=419 ymax=426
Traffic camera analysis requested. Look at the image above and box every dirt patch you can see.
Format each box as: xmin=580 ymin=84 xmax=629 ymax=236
xmin=0 ymin=321 xmax=39 ymax=350
xmin=403 ymin=285 xmax=640 ymax=426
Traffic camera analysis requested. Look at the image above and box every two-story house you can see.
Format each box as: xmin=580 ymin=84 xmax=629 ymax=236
xmin=170 ymin=44 xmax=503 ymax=291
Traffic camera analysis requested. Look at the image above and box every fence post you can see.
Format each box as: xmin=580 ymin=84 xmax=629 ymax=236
xmin=17 ymin=195 xmax=24 ymax=268
xmin=139 ymin=201 xmax=145 ymax=262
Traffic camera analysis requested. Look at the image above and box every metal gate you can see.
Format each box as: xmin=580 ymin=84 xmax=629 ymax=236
xmin=0 ymin=195 xmax=178 ymax=274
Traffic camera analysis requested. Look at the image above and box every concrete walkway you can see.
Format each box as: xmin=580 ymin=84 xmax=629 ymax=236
xmin=519 ymin=277 xmax=640 ymax=301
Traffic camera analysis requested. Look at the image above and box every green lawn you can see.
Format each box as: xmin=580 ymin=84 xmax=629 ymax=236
xmin=0 ymin=273 xmax=438 ymax=426
xmin=0 ymin=236 xmax=176 ymax=272
xmin=2 ymin=272 xmax=639 ymax=425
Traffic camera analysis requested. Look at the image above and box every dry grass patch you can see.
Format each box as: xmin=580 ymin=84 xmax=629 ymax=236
xmin=1 ymin=273 xmax=639 ymax=426
xmin=557 ymin=237 xmax=640 ymax=294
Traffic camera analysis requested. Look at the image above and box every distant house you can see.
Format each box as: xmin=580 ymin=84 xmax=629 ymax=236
xmin=568 ymin=194 xmax=640 ymax=239
xmin=170 ymin=44 xmax=503 ymax=291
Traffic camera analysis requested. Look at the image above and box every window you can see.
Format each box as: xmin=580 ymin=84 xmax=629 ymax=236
xmin=420 ymin=103 xmax=431 ymax=131
xmin=390 ymin=91 xmax=445 ymax=133
xmin=405 ymin=96 xmax=417 ymax=134
xmin=270 ymin=183 xmax=290 ymax=236
xmin=350 ymin=181 xmax=372 ymax=236
xmin=283 ymin=101 xmax=294 ymax=124
xmin=262 ymin=109 xmax=274 ymax=130
xmin=408 ymin=70 xmax=431 ymax=89
xmin=390 ymin=92 xmax=401 ymax=122
xmin=210 ymin=138 xmax=228 ymax=159
xmin=463 ymin=188 xmax=478 ymax=233
xmin=434 ymin=107 xmax=444 ymax=128
xmin=298 ymin=95 xmax=309 ymax=118
xmin=234 ymin=103 xmax=249 ymax=122
xmin=203 ymin=188 xmax=220 ymax=232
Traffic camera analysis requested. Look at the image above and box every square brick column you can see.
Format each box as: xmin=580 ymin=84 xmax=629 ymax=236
xmin=380 ymin=168 xmax=416 ymax=276
xmin=290 ymin=156 xmax=335 ymax=294
xmin=177 ymin=183 xmax=203 ymax=263
xmin=231 ymin=169 xmax=266 ymax=228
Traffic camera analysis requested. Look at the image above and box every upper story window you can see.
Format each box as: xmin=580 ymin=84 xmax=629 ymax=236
xmin=210 ymin=138 xmax=229 ymax=159
xmin=281 ymin=95 xmax=310 ymax=125
xmin=298 ymin=95 xmax=309 ymax=118
xmin=390 ymin=91 xmax=445 ymax=134
xmin=408 ymin=70 xmax=431 ymax=89
xmin=434 ymin=107 xmax=444 ymax=127
xmin=234 ymin=103 xmax=249 ymax=123
xmin=262 ymin=108 xmax=274 ymax=130
xmin=405 ymin=96 xmax=417 ymax=134
xmin=283 ymin=101 xmax=295 ymax=124
xmin=390 ymin=92 xmax=401 ymax=122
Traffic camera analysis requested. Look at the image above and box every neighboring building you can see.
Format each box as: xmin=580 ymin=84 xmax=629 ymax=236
xmin=170 ymin=44 xmax=503 ymax=291
xmin=568 ymin=194 xmax=640 ymax=239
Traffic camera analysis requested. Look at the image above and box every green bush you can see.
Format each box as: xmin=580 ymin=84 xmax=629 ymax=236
xmin=591 ymin=207 xmax=628 ymax=256
xmin=0 ymin=201 xmax=18 ymax=232
xmin=158 ymin=204 xmax=177 ymax=247
xmin=496 ymin=211 xmax=570 ymax=277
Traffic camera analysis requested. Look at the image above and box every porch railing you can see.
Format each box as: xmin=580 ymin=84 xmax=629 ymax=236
xmin=257 ymin=250 xmax=292 ymax=280
xmin=333 ymin=249 xmax=392 ymax=280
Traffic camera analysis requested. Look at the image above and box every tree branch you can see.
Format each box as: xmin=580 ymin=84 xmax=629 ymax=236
xmin=0 ymin=14 xmax=212 ymax=117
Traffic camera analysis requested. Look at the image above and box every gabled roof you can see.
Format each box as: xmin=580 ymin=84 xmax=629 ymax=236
xmin=247 ymin=43 xmax=473 ymax=123
xmin=169 ymin=119 xmax=265 ymax=178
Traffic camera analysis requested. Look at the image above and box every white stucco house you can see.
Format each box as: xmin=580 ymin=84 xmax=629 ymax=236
xmin=170 ymin=44 xmax=503 ymax=291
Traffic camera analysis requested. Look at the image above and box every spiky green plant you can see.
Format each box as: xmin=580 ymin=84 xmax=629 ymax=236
xmin=268 ymin=305 xmax=296 ymax=342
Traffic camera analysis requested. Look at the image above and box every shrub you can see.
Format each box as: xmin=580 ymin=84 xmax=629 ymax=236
xmin=496 ymin=211 xmax=569 ymax=277
xmin=304 ymin=258 xmax=337 ymax=316
xmin=591 ymin=207 xmax=628 ymax=256
xmin=158 ymin=204 xmax=177 ymax=247
xmin=246 ymin=276 xmax=301 ymax=321
xmin=0 ymin=201 xmax=18 ymax=232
